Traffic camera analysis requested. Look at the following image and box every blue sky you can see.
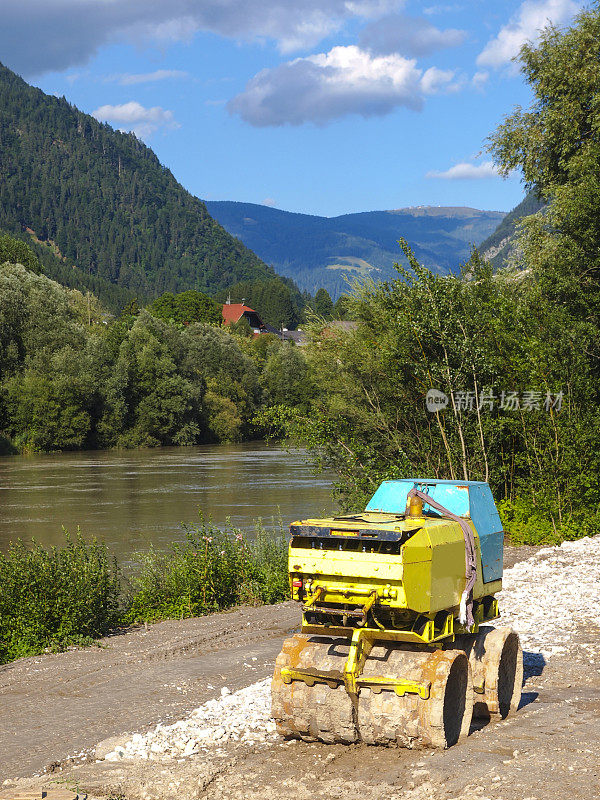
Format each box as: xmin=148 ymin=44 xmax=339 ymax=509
xmin=1 ymin=0 xmax=582 ymax=216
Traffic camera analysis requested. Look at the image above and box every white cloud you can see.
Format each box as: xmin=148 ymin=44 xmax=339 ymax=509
xmin=421 ymin=66 xmax=461 ymax=94
xmin=477 ymin=0 xmax=579 ymax=69
xmin=423 ymin=4 xmax=464 ymax=14
xmin=426 ymin=160 xmax=499 ymax=179
xmin=0 ymin=0 xmax=406 ymax=76
xmin=229 ymin=45 xmax=457 ymax=126
xmin=92 ymin=101 xmax=179 ymax=139
xmin=109 ymin=69 xmax=189 ymax=86
xmin=472 ymin=70 xmax=489 ymax=91
xmin=360 ymin=14 xmax=466 ymax=57
xmin=263 ymin=197 xmax=277 ymax=207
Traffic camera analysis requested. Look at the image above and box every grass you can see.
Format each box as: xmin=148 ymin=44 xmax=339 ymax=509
xmin=0 ymin=520 xmax=289 ymax=665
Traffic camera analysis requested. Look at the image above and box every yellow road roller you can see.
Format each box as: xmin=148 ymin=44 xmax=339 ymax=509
xmin=272 ymin=479 xmax=522 ymax=749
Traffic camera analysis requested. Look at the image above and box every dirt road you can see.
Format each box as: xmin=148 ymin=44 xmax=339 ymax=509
xmin=0 ymin=603 xmax=300 ymax=778
xmin=1 ymin=542 xmax=599 ymax=799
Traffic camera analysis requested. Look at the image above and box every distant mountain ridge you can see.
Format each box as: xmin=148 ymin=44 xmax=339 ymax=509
xmin=204 ymin=201 xmax=506 ymax=299
xmin=0 ymin=62 xmax=275 ymax=309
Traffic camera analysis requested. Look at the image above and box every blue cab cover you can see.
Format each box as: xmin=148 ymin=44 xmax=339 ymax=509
xmin=365 ymin=479 xmax=503 ymax=583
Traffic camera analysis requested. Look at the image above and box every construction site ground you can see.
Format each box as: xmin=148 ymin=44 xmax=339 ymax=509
xmin=1 ymin=542 xmax=599 ymax=800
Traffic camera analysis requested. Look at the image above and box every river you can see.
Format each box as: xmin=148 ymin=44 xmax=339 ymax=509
xmin=0 ymin=442 xmax=336 ymax=563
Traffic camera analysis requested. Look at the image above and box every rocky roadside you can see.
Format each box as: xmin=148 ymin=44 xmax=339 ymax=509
xmin=2 ymin=538 xmax=600 ymax=800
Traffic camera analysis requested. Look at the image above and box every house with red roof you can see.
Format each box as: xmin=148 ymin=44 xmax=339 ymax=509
xmin=221 ymin=299 xmax=307 ymax=343
xmin=221 ymin=301 xmax=267 ymax=333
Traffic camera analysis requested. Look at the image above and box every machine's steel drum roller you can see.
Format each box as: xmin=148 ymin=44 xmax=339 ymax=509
xmin=272 ymin=635 xmax=357 ymax=743
xmin=272 ymin=635 xmax=474 ymax=748
xmin=359 ymin=645 xmax=473 ymax=748
xmin=456 ymin=626 xmax=523 ymax=719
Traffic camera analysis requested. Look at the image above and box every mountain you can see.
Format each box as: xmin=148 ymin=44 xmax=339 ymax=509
xmin=478 ymin=191 xmax=545 ymax=267
xmin=204 ymin=201 xmax=506 ymax=299
xmin=0 ymin=62 xmax=275 ymax=310
xmin=0 ymin=225 xmax=136 ymax=309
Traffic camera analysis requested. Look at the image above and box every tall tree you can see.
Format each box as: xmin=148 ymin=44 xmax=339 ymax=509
xmin=313 ymin=288 xmax=334 ymax=319
xmin=148 ymin=291 xmax=222 ymax=327
xmin=487 ymin=4 xmax=600 ymax=346
xmin=0 ymin=234 xmax=42 ymax=274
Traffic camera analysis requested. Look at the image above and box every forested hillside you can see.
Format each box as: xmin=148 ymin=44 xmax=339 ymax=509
xmin=0 ymin=63 xmax=275 ymax=308
xmin=205 ymin=201 xmax=504 ymax=299
xmin=478 ymin=191 xmax=545 ymax=266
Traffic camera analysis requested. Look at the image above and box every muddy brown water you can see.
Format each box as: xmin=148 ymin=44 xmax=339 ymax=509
xmin=0 ymin=442 xmax=336 ymax=563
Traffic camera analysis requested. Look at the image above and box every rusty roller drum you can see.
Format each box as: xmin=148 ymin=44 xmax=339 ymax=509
xmin=456 ymin=626 xmax=523 ymax=719
xmin=272 ymin=635 xmax=474 ymax=748
xmin=358 ymin=646 xmax=473 ymax=749
xmin=272 ymin=634 xmax=358 ymax=743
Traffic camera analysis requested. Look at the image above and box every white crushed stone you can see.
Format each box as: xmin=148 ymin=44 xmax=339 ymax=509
xmin=103 ymin=678 xmax=276 ymax=761
xmin=498 ymin=535 xmax=600 ymax=658
xmin=102 ymin=535 xmax=600 ymax=762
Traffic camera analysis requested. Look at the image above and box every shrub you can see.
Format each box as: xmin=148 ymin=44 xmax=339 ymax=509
xmin=126 ymin=519 xmax=288 ymax=623
xmin=0 ymin=519 xmax=290 ymax=665
xmin=0 ymin=532 xmax=121 ymax=664
xmin=499 ymin=496 xmax=600 ymax=545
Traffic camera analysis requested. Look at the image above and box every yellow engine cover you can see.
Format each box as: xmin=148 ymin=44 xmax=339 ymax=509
xmin=401 ymin=520 xmax=497 ymax=614
xmin=288 ymin=514 xmax=501 ymax=617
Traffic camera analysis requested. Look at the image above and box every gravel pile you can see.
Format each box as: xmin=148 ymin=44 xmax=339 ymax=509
xmin=103 ymin=679 xmax=276 ymax=761
xmin=498 ymin=536 xmax=600 ymax=658
xmin=102 ymin=536 xmax=600 ymax=762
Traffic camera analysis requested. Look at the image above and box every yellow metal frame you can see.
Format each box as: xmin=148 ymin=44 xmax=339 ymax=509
xmin=282 ymin=596 xmax=500 ymax=700
xmin=285 ymin=510 xmax=501 ymax=702
xmin=281 ymin=627 xmax=432 ymax=699
xmin=301 ymin=611 xmax=455 ymax=645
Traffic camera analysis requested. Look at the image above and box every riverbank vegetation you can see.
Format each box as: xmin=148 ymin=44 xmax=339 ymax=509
xmin=264 ymin=8 xmax=600 ymax=546
xmin=0 ymin=251 xmax=315 ymax=454
xmin=0 ymin=533 xmax=121 ymax=663
xmin=0 ymin=524 xmax=288 ymax=665
xmin=127 ymin=521 xmax=288 ymax=622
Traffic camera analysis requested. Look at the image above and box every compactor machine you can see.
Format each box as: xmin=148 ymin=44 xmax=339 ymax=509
xmin=272 ymin=480 xmax=522 ymax=749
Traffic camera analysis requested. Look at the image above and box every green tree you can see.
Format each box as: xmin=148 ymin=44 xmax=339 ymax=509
xmin=484 ymin=4 xmax=600 ymax=536
xmin=148 ymin=290 xmax=222 ymax=327
xmin=265 ymin=240 xmax=599 ymax=542
xmin=182 ymin=323 xmax=260 ymax=441
xmin=121 ymin=298 xmax=140 ymax=318
xmin=0 ymin=264 xmax=85 ymax=382
xmin=228 ymin=316 xmax=254 ymax=338
xmin=4 ymin=351 xmax=97 ymax=451
xmin=0 ymin=264 xmax=104 ymax=451
xmin=98 ymin=312 xmax=204 ymax=448
xmin=313 ymin=288 xmax=334 ymax=319
xmin=0 ymin=234 xmax=42 ymax=274
xmin=333 ymin=294 xmax=353 ymax=320
xmin=486 ymin=4 xmax=600 ymax=344
xmin=262 ymin=341 xmax=311 ymax=409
